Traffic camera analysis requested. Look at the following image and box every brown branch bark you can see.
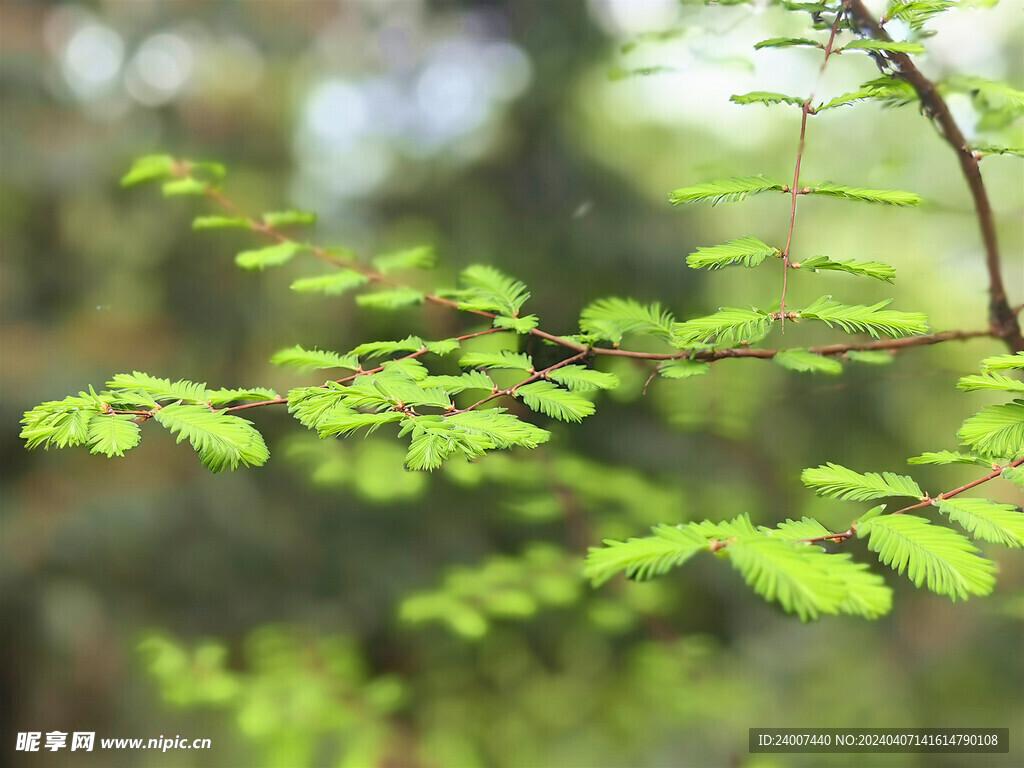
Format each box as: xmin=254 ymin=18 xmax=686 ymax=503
xmin=843 ymin=0 xmax=1023 ymax=353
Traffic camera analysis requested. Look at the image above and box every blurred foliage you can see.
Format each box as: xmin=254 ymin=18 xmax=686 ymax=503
xmin=2 ymin=1 xmax=1022 ymax=767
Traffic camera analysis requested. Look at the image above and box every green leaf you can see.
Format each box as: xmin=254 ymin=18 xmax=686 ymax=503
xmin=206 ymin=388 xmax=279 ymax=406
xmin=192 ymin=215 xmax=250 ymax=231
xmin=936 ymin=498 xmax=1024 ymax=549
xmin=87 ymin=414 xmax=142 ymax=457
xmin=290 ymin=270 xmax=369 ymax=296
xmin=958 ymin=401 xmax=1024 ymax=458
xmin=161 ymin=178 xmax=208 ymax=197
xmin=795 ymin=255 xmax=896 ymax=283
xmin=21 ymin=401 xmax=100 ymax=450
xmin=1002 ymin=465 xmax=1024 ymax=487
xmin=858 ymin=505 xmax=887 ymax=525
xmin=981 ymin=352 xmax=1024 ymax=371
xmin=671 ymin=307 xmax=773 ymax=348
xmin=753 ymin=37 xmax=823 ymax=50
xmin=686 ymin=237 xmax=779 ymax=270
xmin=350 ymin=336 xmax=425 ymax=359
xmin=451 ymin=265 xmax=530 ymax=316
xmin=801 ymin=462 xmax=924 ymax=501
xmin=797 ymin=295 xmax=929 ymax=338
xmin=818 ymin=77 xmax=918 ymax=110
xmin=493 ymin=314 xmax=539 ymax=334
xmin=944 ymin=77 xmax=1024 ymax=114
xmin=372 ymin=245 xmax=436 ymax=273
xmin=858 ymin=514 xmax=996 ymax=599
xmin=517 ymin=381 xmax=596 ymax=422
xmin=774 ymin=349 xmax=843 ymax=375
xmin=725 ymin=535 xmax=848 ymax=621
xmin=840 ymin=39 xmax=926 ymax=55
xmin=803 ymin=183 xmax=921 ymax=206
xmin=579 ymin=298 xmax=675 ymax=344
xmin=356 ymin=288 xmax=425 ymax=309
xmin=458 ymin=350 xmax=533 ymax=372
xmin=318 ymin=409 xmax=406 ymax=438
xmin=885 ymin=0 xmax=955 ymax=29
xmin=767 ymin=517 xmax=833 ymax=542
xmin=729 ymin=91 xmax=806 ymax=107
xmin=831 ymin=554 xmax=894 ymax=619
xmin=584 ymin=525 xmax=709 ymax=586
xmin=122 ymin=155 xmax=177 ymax=187
xmin=957 ymin=372 xmax=1024 ymax=394
xmin=657 ymin=359 xmax=710 ymax=379
xmin=154 ymin=405 xmax=269 ymax=473
xmin=106 ymin=372 xmax=211 ymax=403
xmin=381 ymin=358 xmax=430 ymax=381
xmin=287 ymin=385 xmax=347 ymax=432
xmin=422 ymin=371 xmax=495 ymax=395
xmin=445 ymin=410 xmax=550 ymax=450
xmin=845 ymin=350 xmax=894 ymax=365
xmin=548 ymin=365 xmax=620 ymax=392
xmin=236 ymin=242 xmax=304 ymax=271
xmin=270 ymin=345 xmax=359 ymax=371
xmin=423 ymin=339 xmax=461 ymax=356
xmin=669 ymin=176 xmax=785 ymax=206
xmin=261 ymin=210 xmax=316 ymax=227
xmin=907 ymin=451 xmax=989 ymax=467
xmin=607 ymin=65 xmax=675 ymax=81
xmin=971 ymin=144 xmax=1024 ymax=158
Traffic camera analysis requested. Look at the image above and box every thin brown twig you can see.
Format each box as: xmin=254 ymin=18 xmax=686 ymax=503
xmin=779 ymin=10 xmax=845 ymax=326
xmin=798 ymin=456 xmax=1024 ymax=545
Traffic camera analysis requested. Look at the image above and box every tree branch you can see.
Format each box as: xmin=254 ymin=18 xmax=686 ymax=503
xmin=843 ymin=0 xmax=1023 ymax=352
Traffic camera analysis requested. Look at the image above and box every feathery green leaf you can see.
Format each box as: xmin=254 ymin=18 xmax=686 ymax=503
xmin=154 ymin=405 xmax=269 ymax=473
xmin=839 ymin=39 xmax=926 ymax=55
xmin=671 ymin=308 xmax=773 ymax=348
xmin=797 ymin=295 xmax=929 ymax=338
xmin=936 ymin=498 xmax=1024 ymax=549
xmin=657 ymin=359 xmax=710 ymax=379
xmin=235 ymin=242 xmax=304 ymax=271
xmin=579 ymin=298 xmax=675 ymax=343
xmin=584 ymin=525 xmax=709 ymax=586
xmin=459 ymin=350 xmax=534 ymax=372
xmin=87 ymin=414 xmax=142 ymax=457
xmin=517 ymin=381 xmax=596 ymax=423
xmin=270 ymin=345 xmax=359 ymax=371
xmin=957 ymin=372 xmax=1024 ymax=394
xmin=818 ymin=77 xmax=918 ymax=110
xmin=981 ymin=352 xmax=1024 ymax=371
xmin=858 ymin=514 xmax=996 ymax=599
xmin=261 ymin=210 xmax=316 ymax=228
xmin=958 ymin=401 xmax=1024 ymax=458
xmin=729 ymin=91 xmax=807 ymax=107
xmin=107 ymin=372 xmax=211 ymax=403
xmin=774 ymin=349 xmax=843 ymax=375
xmin=845 ymin=350 xmax=894 ymax=365
xmin=908 ymin=451 xmax=989 ymax=467
xmin=372 ymin=246 xmax=436 ymax=273
xmin=687 ymin=237 xmax=779 ymax=270
xmin=753 ymin=37 xmax=823 ymax=50
xmin=548 ymin=365 xmax=620 ymax=392
xmin=121 ymin=155 xmax=176 ymax=187
xmin=801 ymin=462 xmax=924 ymax=501
xmin=192 ymin=215 xmax=250 ymax=231
xmin=669 ymin=176 xmax=785 ymax=206
xmin=356 ymin=288 xmax=425 ymax=309
xmin=290 ymin=270 xmax=368 ymax=296
xmin=804 ymin=183 xmax=921 ymax=206
xmin=796 ymin=255 xmax=896 ymax=282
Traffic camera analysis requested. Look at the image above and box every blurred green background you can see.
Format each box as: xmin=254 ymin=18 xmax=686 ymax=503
xmin=2 ymin=1 xmax=1022 ymax=766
